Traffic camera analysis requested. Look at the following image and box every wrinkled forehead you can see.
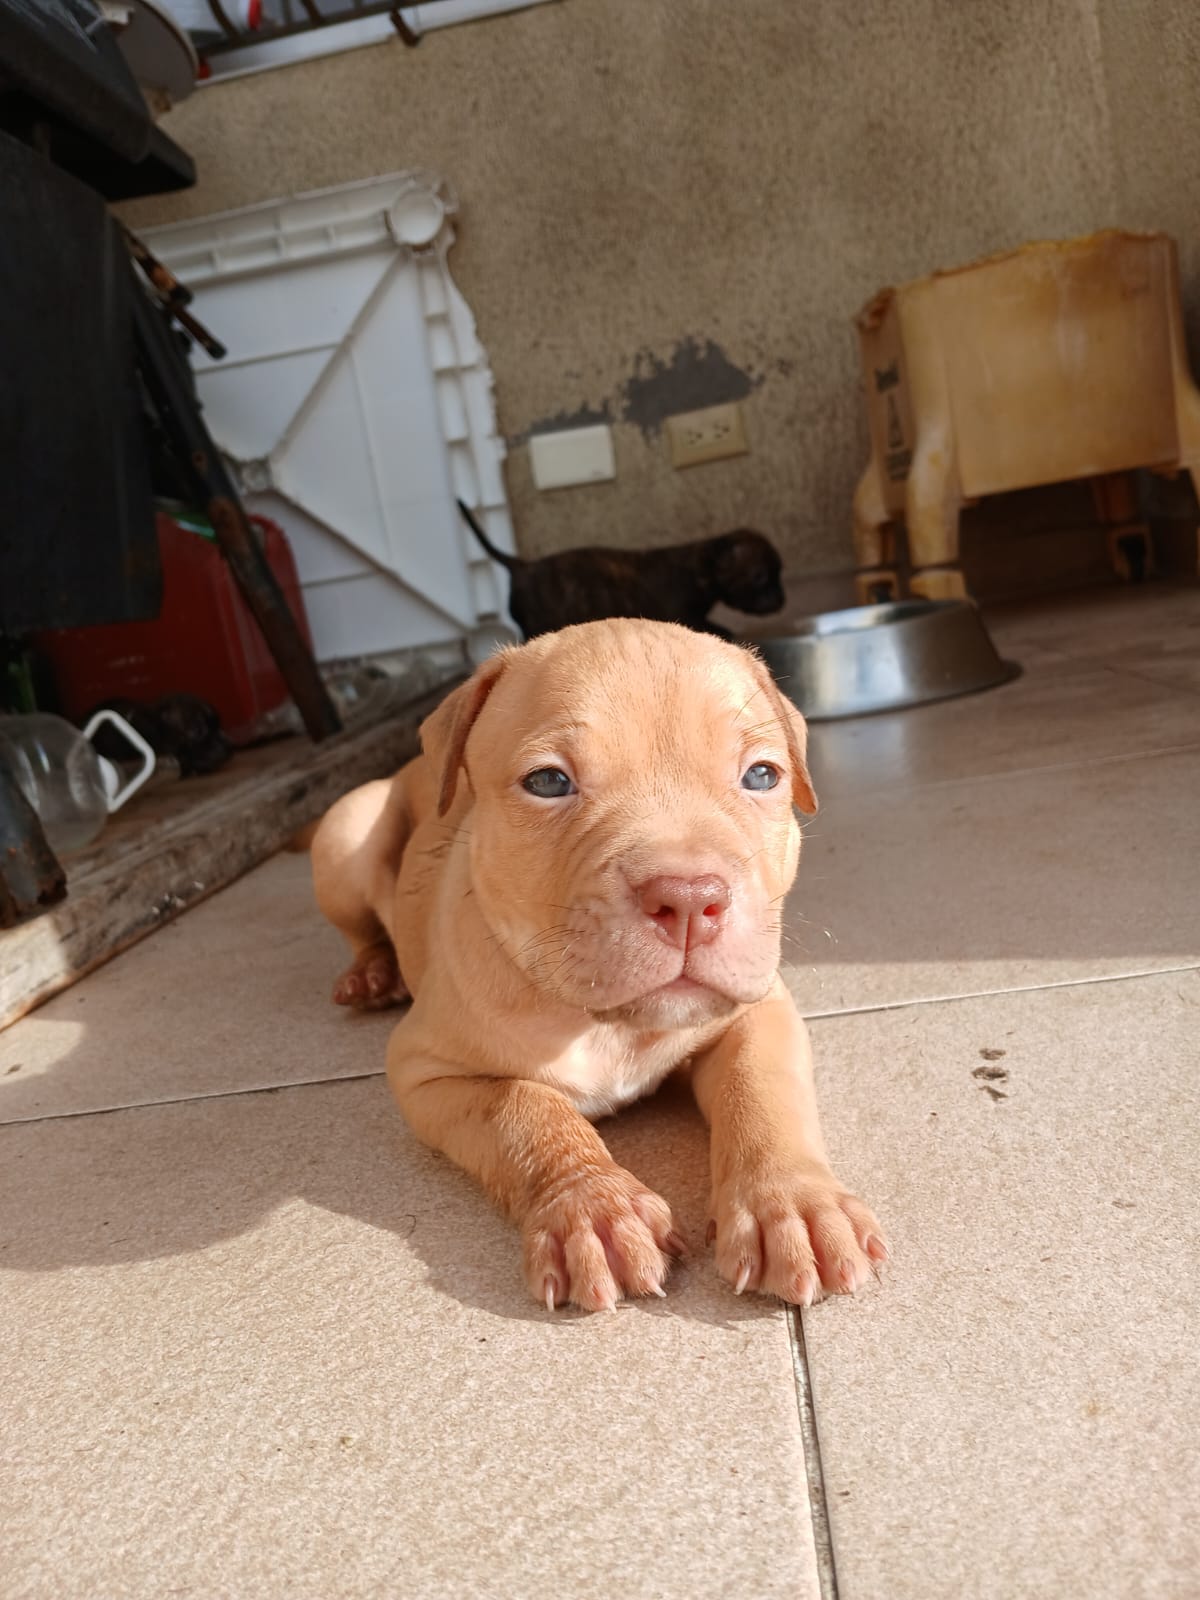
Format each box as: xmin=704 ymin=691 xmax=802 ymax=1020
xmin=482 ymin=629 xmax=779 ymax=763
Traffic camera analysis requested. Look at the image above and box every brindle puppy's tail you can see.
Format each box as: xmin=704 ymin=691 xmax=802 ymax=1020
xmin=457 ymin=499 xmax=518 ymax=569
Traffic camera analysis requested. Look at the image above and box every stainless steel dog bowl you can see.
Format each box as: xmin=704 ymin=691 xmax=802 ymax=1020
xmin=748 ymin=600 xmax=1019 ymax=721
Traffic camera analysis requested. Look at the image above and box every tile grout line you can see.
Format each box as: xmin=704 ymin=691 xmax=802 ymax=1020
xmin=787 ymin=1306 xmax=840 ymax=1600
xmin=4 ymin=964 xmax=1199 ymax=1128
xmin=0 ymin=1069 xmax=388 ymax=1127
xmin=799 ymin=961 xmax=1200 ymax=1023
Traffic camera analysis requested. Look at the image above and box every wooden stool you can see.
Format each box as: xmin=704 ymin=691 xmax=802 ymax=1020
xmin=851 ymin=230 xmax=1200 ymax=602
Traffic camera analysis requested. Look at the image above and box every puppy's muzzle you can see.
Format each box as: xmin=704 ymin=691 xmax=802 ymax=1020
xmin=635 ymin=873 xmax=732 ymax=951
xmin=745 ymin=583 xmax=786 ymax=615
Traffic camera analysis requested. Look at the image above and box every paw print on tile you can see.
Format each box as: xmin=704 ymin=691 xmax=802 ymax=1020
xmin=973 ymin=1047 xmax=1009 ymax=1101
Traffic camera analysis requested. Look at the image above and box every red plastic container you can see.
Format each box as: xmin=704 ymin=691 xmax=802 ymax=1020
xmin=35 ymin=512 xmax=314 ymax=746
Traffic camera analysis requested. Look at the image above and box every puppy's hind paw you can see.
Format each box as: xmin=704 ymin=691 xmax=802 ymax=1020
xmin=331 ymin=942 xmax=410 ymax=1010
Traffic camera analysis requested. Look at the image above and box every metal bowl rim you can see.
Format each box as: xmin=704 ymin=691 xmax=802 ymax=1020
xmin=747 ymin=597 xmax=979 ymax=644
xmin=796 ymin=658 xmax=1023 ymax=721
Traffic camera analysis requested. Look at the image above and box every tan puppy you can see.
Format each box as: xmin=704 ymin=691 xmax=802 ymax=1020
xmin=311 ymin=619 xmax=886 ymax=1312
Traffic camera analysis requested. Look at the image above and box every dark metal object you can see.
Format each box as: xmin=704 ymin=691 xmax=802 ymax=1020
xmin=0 ymin=129 xmax=162 ymax=634
xmin=0 ymin=0 xmax=150 ymax=164
xmin=204 ymin=0 xmax=242 ymax=40
xmin=0 ymin=764 xmax=66 ymax=929
xmin=166 ymin=300 xmax=228 ymax=362
xmin=199 ymin=0 xmax=446 ymax=54
xmin=0 ymin=0 xmax=195 ymax=200
xmin=122 ymin=224 xmax=193 ymax=307
xmin=390 ymin=8 xmax=422 ymax=45
xmin=124 ymin=226 xmax=228 ymax=359
xmin=129 ymin=282 xmax=342 ymax=743
xmin=26 ymin=117 xmax=195 ymax=203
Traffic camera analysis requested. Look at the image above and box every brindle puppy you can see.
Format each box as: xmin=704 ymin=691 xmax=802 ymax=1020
xmin=458 ymin=500 xmax=784 ymax=641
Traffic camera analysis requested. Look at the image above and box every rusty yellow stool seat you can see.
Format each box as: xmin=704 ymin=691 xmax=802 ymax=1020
xmin=851 ymin=229 xmax=1200 ymax=602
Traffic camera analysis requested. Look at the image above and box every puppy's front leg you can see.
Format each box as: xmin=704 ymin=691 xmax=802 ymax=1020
xmin=391 ymin=1064 xmax=682 ymax=1312
xmin=692 ymin=981 xmax=887 ymax=1306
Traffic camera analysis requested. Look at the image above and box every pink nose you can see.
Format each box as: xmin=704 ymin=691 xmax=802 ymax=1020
xmin=636 ymin=874 xmax=732 ymax=950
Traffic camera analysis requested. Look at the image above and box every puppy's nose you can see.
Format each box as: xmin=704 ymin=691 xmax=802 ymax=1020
xmin=637 ymin=874 xmax=732 ymax=949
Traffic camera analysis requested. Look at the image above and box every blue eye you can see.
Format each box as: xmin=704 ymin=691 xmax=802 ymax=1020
xmin=522 ymin=767 xmax=576 ymax=799
xmin=742 ymin=762 xmax=781 ymax=792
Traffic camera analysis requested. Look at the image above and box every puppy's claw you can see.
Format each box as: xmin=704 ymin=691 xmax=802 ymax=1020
xmin=705 ymin=1219 xmax=717 ymax=1248
xmin=522 ymin=1167 xmax=677 ymax=1315
xmin=795 ymin=1270 xmax=818 ymax=1308
xmin=836 ymin=1260 xmax=859 ymax=1295
xmin=665 ymin=1230 xmax=688 ymax=1259
xmin=734 ymin=1262 xmax=752 ymax=1296
xmin=331 ymin=974 xmax=362 ymax=1006
xmin=865 ymin=1233 xmax=890 ymax=1263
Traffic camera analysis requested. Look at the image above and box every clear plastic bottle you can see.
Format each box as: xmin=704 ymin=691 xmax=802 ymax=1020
xmin=0 ymin=710 xmax=156 ymax=855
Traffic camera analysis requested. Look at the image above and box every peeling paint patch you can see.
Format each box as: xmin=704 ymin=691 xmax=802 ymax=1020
xmin=620 ymin=338 xmax=763 ymax=439
xmin=509 ymin=339 xmax=764 ymax=450
xmin=512 ymin=401 xmax=613 ymax=447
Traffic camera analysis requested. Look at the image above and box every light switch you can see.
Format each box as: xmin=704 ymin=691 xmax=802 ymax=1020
xmin=528 ymin=424 xmax=616 ymax=491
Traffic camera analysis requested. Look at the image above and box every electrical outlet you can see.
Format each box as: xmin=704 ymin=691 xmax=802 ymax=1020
xmin=665 ymin=402 xmax=749 ymax=468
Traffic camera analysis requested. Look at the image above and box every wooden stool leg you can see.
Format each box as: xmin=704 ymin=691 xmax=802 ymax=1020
xmin=1091 ymin=471 xmax=1154 ymax=583
xmin=852 ymin=460 xmax=902 ymax=604
xmin=1183 ymin=467 xmax=1200 ymax=578
xmin=906 ymin=438 xmax=966 ymax=601
xmin=1164 ymin=241 xmax=1200 ymax=578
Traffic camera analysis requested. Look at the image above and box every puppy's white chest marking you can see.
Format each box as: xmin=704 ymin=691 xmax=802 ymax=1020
xmin=549 ymin=1031 xmax=687 ymax=1119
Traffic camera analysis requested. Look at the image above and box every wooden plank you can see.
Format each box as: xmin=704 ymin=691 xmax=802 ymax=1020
xmin=0 ymin=676 xmax=464 ymax=1032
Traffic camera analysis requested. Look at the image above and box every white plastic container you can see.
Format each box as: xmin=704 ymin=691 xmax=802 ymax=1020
xmin=144 ymin=173 xmax=517 ymax=663
xmin=0 ymin=711 xmax=157 ymax=854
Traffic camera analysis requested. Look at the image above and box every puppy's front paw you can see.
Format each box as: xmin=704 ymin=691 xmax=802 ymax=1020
xmin=523 ymin=1166 xmax=684 ymax=1313
xmin=711 ymin=1163 xmax=887 ymax=1306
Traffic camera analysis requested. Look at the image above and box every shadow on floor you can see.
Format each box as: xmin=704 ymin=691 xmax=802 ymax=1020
xmin=0 ymin=1042 xmax=794 ymax=1332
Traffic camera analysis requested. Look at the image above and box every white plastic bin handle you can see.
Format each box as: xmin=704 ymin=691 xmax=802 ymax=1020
xmin=82 ymin=710 xmax=158 ymax=813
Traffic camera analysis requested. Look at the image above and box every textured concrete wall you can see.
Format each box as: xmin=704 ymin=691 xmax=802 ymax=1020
xmin=1099 ymin=1 xmax=1200 ymax=303
xmin=128 ymin=0 xmax=1181 ymax=577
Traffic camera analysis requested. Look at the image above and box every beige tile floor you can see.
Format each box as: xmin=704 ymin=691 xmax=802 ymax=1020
xmin=2 ymin=580 xmax=1198 ymax=1599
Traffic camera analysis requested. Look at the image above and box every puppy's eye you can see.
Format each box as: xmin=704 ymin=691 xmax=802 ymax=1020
xmin=741 ymin=762 xmax=781 ymax=792
xmin=521 ymin=766 xmax=577 ymax=799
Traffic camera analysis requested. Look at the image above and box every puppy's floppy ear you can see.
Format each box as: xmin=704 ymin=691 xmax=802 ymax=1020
xmin=419 ymin=652 xmax=510 ymax=817
xmin=745 ymin=652 xmax=818 ymax=816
